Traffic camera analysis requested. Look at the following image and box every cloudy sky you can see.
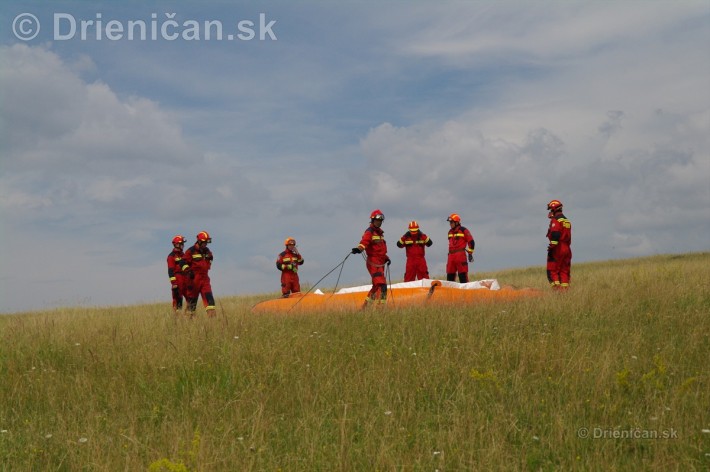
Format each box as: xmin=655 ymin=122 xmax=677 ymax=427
xmin=1 ymin=1 xmax=708 ymax=313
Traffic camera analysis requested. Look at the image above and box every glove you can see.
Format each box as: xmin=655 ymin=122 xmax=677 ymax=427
xmin=351 ymin=247 xmax=362 ymax=254
xmin=284 ymin=264 xmax=293 ymax=270
xmin=468 ymin=253 xmax=473 ymax=263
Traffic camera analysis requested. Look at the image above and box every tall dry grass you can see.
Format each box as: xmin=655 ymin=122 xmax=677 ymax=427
xmin=0 ymin=253 xmax=708 ymax=471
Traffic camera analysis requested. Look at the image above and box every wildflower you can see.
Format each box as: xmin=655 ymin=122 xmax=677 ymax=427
xmin=433 ymin=451 xmax=441 ymax=456
xmin=78 ymin=437 xmax=88 ymax=444
xmin=384 ymin=411 xmax=392 ymax=416
xmin=532 ymin=436 xmax=540 ymax=441
xmin=45 ymin=434 xmax=52 ymax=439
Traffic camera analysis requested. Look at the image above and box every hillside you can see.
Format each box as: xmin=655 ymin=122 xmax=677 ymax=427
xmin=1 ymin=253 xmax=708 ymax=470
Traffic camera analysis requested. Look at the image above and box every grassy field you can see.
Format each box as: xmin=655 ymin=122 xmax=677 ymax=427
xmin=1 ymin=253 xmax=708 ymax=471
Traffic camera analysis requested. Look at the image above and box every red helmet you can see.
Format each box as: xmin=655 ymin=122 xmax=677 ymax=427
xmin=547 ymin=200 xmax=563 ymax=212
xmin=284 ymin=237 xmax=296 ymax=246
xmin=172 ymin=235 xmax=186 ymax=245
xmin=197 ymin=231 xmax=212 ymax=243
xmin=370 ymin=209 xmax=385 ymax=221
xmin=447 ymin=213 xmax=461 ymax=223
xmin=408 ymin=221 xmax=419 ymax=232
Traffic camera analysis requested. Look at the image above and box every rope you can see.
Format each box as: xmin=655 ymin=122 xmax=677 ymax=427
xmin=328 ymin=252 xmax=349 ymax=298
xmin=288 ymin=251 xmax=352 ymax=312
xmin=386 ymin=263 xmax=395 ymax=306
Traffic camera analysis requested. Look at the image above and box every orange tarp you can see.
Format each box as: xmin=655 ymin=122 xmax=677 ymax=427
xmin=251 ymin=279 xmax=541 ymax=314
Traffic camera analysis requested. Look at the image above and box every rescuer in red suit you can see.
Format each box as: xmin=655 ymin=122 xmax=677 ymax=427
xmin=446 ymin=213 xmax=475 ymax=283
xmin=167 ymin=234 xmax=190 ymax=314
xmin=546 ymin=199 xmax=572 ymax=290
xmin=184 ymin=231 xmax=216 ymax=317
xmin=352 ymin=209 xmax=391 ymax=305
xmin=397 ymin=220 xmax=433 ymax=281
xmin=276 ymin=237 xmax=304 ymax=297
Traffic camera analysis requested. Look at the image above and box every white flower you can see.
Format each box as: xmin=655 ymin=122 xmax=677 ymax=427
xmin=78 ymin=437 xmax=88 ymax=443
xmin=532 ymin=436 xmax=540 ymax=441
xmin=45 ymin=434 xmax=53 ymax=439
xmin=384 ymin=411 xmax=392 ymax=416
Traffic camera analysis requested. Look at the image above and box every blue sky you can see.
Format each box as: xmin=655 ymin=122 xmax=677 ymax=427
xmin=1 ymin=1 xmax=709 ymax=313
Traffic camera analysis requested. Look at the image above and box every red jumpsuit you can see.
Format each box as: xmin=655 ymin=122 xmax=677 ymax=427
xmin=276 ymin=248 xmax=304 ymax=296
xmin=546 ymin=213 xmax=572 ymax=289
xmin=357 ymin=224 xmax=390 ymax=302
xmin=397 ymin=231 xmax=432 ymax=281
xmin=167 ymin=248 xmax=189 ymax=310
xmin=184 ymin=243 xmax=216 ymax=313
xmin=447 ymin=225 xmax=475 ymax=283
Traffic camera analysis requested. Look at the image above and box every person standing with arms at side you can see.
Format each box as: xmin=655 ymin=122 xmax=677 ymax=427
xmin=184 ymin=231 xmax=216 ymax=317
xmin=397 ymin=220 xmax=433 ymax=281
xmin=546 ymin=200 xmax=572 ymax=290
xmin=167 ymin=235 xmax=190 ymax=314
xmin=446 ymin=213 xmax=475 ymax=283
xmin=352 ymin=209 xmax=391 ymax=306
xmin=276 ymin=237 xmax=304 ymax=298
